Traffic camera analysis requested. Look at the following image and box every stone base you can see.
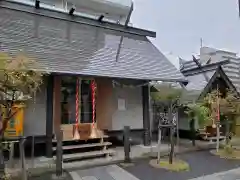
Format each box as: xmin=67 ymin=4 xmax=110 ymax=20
xmin=51 ymin=172 xmax=67 ymax=180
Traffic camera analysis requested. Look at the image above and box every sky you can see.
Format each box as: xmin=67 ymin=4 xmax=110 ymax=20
xmin=130 ymin=0 xmax=240 ymax=68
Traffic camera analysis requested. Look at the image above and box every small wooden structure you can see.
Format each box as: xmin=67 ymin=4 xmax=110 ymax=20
xmin=179 ymin=55 xmax=239 ymax=139
xmin=0 ymin=1 xmax=187 ymax=160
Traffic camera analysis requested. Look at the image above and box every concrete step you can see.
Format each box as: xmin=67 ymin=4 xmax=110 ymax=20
xmin=52 ymin=142 xmax=112 ymax=151
xmin=52 ymin=135 xmax=109 ymax=143
xmin=207 ymin=136 xmax=226 ymax=141
xmin=53 ymin=149 xmax=115 ymax=162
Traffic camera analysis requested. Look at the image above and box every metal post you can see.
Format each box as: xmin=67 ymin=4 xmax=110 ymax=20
xmin=190 ymin=118 xmax=196 ymax=146
xmin=157 ymin=127 xmax=161 ymax=164
xmin=56 ymin=130 xmax=63 ymax=177
xmin=216 ymin=124 xmax=220 ymax=152
xmin=19 ymin=137 xmax=27 ymax=180
xmin=169 ymin=126 xmax=175 ymax=164
xmin=168 ymin=104 xmax=174 ymax=164
xmin=0 ymin=138 xmax=5 ymax=178
xmin=9 ymin=141 xmax=15 ymax=168
xmin=31 ymin=136 xmax=35 ymax=168
xmin=123 ymin=126 xmax=131 ymax=163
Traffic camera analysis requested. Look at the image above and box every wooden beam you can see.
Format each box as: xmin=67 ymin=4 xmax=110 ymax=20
xmin=142 ymin=84 xmax=151 ymax=146
xmin=45 ymin=75 xmax=54 ymax=158
xmin=53 ymin=75 xmax=61 ymax=135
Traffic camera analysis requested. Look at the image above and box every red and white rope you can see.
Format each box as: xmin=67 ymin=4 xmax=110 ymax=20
xmin=75 ymin=78 xmax=79 ymax=126
xmin=91 ymin=80 xmax=96 ymax=127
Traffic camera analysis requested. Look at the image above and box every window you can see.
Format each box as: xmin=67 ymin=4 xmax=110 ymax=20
xmin=60 ymin=76 xmax=95 ymax=125
xmin=61 ymin=76 xmax=77 ymax=125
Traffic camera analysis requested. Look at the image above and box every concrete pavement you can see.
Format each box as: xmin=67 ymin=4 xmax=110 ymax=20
xmin=69 ymin=164 xmax=240 ymax=180
xmin=69 ymin=165 xmax=140 ymax=180
xmin=189 ymin=167 xmax=240 ymax=180
xmin=122 ymin=151 xmax=240 ymax=180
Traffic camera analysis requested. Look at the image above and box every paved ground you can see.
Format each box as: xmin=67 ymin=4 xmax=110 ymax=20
xmin=189 ymin=167 xmax=240 ymax=180
xmin=11 ymin=171 xmax=72 ymax=180
xmin=69 ymin=165 xmax=140 ymax=180
xmin=8 ymin=143 xmax=170 ymax=172
xmin=22 ymin=150 xmax=240 ymax=180
xmin=121 ymin=151 xmax=240 ymax=180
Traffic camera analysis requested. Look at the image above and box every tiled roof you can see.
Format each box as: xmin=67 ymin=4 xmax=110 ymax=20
xmin=0 ymin=6 xmax=186 ymax=82
xmin=181 ymin=58 xmax=240 ymax=92
xmin=180 ymin=58 xmax=200 ymax=72
xmin=221 ymin=59 xmax=240 ymax=91
xmin=180 ymin=70 xmax=216 ymax=103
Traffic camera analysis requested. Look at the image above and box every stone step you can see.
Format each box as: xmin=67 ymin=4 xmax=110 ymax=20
xmin=52 ymin=142 xmax=112 ymax=151
xmin=52 ymin=135 xmax=109 ymax=143
xmin=53 ymin=149 xmax=115 ymax=162
xmin=207 ymin=136 xmax=226 ymax=141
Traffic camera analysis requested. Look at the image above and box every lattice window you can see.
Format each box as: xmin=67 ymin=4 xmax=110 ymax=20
xmin=60 ymin=76 xmax=96 ymax=125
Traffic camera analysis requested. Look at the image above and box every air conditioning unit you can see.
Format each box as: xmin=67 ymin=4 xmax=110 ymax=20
xmin=67 ymin=0 xmax=133 ymax=24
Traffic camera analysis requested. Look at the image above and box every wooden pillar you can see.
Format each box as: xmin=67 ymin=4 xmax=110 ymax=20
xmin=53 ymin=75 xmax=62 ymax=137
xmin=45 ymin=75 xmax=54 ymax=158
xmin=142 ymin=84 xmax=151 ymax=146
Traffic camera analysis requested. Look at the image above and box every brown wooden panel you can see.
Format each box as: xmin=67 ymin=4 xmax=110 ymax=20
xmin=53 ymin=75 xmax=62 ymax=135
xmin=61 ymin=124 xmax=73 ymax=140
xmin=95 ymin=78 xmax=114 ymax=130
xmin=78 ymin=123 xmax=92 ymax=140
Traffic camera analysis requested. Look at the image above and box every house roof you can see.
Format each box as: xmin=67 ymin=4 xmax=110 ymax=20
xmin=180 ymin=66 xmax=238 ymax=104
xmin=180 ymin=58 xmax=230 ymax=74
xmin=180 ymin=56 xmax=240 ymax=92
xmin=180 ymin=70 xmax=215 ymax=103
xmin=180 ymin=58 xmax=200 ymax=72
xmin=0 ymin=2 xmax=187 ymax=82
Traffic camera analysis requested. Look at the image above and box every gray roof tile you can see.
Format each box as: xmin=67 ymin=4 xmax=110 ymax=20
xmin=180 ymin=59 xmax=200 ymax=71
xmin=180 ymin=57 xmax=240 ymax=92
xmin=0 ymin=7 xmax=186 ymax=82
xmin=180 ymin=70 xmax=215 ymax=103
xmin=185 ymin=71 xmax=215 ymax=91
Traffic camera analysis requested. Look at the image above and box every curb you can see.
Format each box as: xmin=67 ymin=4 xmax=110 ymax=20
xmin=8 ymin=144 xmax=216 ymax=178
xmin=62 ymin=144 xmax=215 ymax=172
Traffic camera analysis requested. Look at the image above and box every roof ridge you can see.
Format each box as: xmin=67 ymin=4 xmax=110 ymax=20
xmin=0 ymin=0 xmax=156 ymax=37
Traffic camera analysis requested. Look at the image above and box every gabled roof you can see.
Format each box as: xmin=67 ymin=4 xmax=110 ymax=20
xmin=180 ymin=70 xmax=215 ymax=103
xmin=179 ymin=58 xmax=200 ymax=72
xmin=180 ymin=66 xmax=238 ymax=104
xmin=180 ymin=56 xmax=240 ymax=92
xmin=180 ymin=59 xmax=230 ymax=74
xmin=0 ymin=2 xmax=187 ymax=83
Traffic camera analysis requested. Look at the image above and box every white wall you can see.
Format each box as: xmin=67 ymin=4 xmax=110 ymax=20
xmin=111 ymin=86 xmax=143 ymax=130
xmin=23 ymin=85 xmax=47 ymax=136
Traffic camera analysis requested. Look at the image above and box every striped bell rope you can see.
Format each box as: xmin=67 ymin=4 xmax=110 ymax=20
xmin=91 ymin=80 xmax=96 ymax=127
xmin=75 ymin=78 xmax=79 ymax=130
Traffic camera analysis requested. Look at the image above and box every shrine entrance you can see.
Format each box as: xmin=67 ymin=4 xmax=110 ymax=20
xmin=56 ymin=76 xmax=98 ymax=141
